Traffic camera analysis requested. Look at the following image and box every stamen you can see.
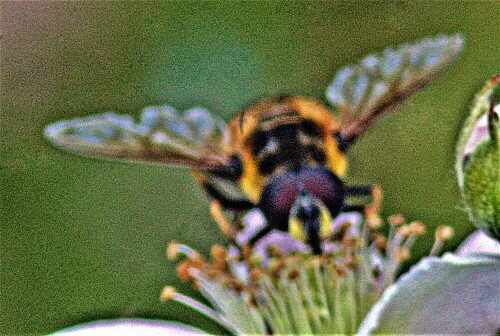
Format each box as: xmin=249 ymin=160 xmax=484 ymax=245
xmin=342 ymin=236 xmax=360 ymax=250
xmin=430 ymin=225 xmax=453 ymax=256
xmin=167 ymin=289 xmax=238 ymax=334
xmin=345 ymin=270 xmax=358 ymax=333
xmin=166 ymin=241 xmax=179 ymax=260
xmin=366 ymin=213 xmax=383 ymax=229
xmin=176 ymin=261 xmax=194 ymax=282
xmin=287 ymin=268 xmax=300 ymax=281
xmin=297 ymin=267 xmax=322 ymax=331
xmin=332 ymin=263 xmax=347 ymax=278
xmin=388 ymin=214 xmax=405 ymax=226
xmin=394 ymin=247 xmax=410 ymax=262
xmin=330 ymin=221 xmax=352 ymax=241
xmin=371 ymin=233 xmax=387 ymax=252
xmin=288 ymin=281 xmax=314 ymax=334
xmin=164 ymin=196 xmax=435 ymax=335
xmin=344 ymin=255 xmax=359 ymax=270
xmin=250 ymin=267 xmax=264 ymax=283
xmin=396 ymin=225 xmax=411 ymax=237
xmin=367 ymin=185 xmax=383 ymax=214
xmin=436 ymin=225 xmax=453 ymax=241
xmin=211 ymin=244 xmax=228 ymax=262
xmin=169 ymin=242 xmax=202 ymax=260
xmin=268 ymin=259 xmax=285 ymax=279
xmin=160 ymin=286 xmax=176 ymax=302
xmin=312 ymin=261 xmax=331 ymax=322
xmin=333 ymin=277 xmax=347 ymax=334
xmin=409 ymin=221 xmax=426 ymax=236
xmin=242 ymin=244 xmax=252 ymax=261
xmin=262 ymin=274 xmax=293 ymax=331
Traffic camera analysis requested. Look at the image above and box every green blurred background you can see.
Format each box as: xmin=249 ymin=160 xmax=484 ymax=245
xmin=1 ymin=1 xmax=498 ymax=334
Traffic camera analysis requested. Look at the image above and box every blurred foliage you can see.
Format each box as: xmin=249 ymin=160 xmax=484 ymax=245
xmin=1 ymin=1 xmax=498 ymax=334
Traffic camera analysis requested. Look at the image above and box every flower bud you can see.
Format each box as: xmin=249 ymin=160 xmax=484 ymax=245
xmin=456 ymin=76 xmax=499 ymax=241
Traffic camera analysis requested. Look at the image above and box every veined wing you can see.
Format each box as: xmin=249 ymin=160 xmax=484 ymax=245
xmin=326 ymin=34 xmax=464 ymax=139
xmin=45 ymin=105 xmax=232 ymax=172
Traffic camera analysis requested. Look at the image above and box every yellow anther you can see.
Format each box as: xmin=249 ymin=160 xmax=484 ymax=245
xmin=160 ymin=286 xmax=176 ymax=302
xmin=332 ymin=264 xmax=347 ymax=278
xmin=436 ymin=225 xmax=453 ymax=241
xmin=388 ymin=214 xmax=405 ymax=226
xmin=268 ymin=245 xmax=284 ymax=258
xmin=211 ymin=244 xmax=228 ymax=261
xmin=395 ymin=247 xmax=410 ymax=262
xmin=176 ymin=261 xmax=193 ymax=282
xmin=396 ymin=225 xmax=411 ymax=237
xmin=409 ymin=221 xmax=426 ymax=236
xmin=287 ymin=268 xmax=300 ymax=281
xmin=366 ymin=213 xmax=383 ymax=229
xmin=250 ymin=267 xmax=264 ymax=283
xmin=167 ymin=241 xmax=179 ymax=261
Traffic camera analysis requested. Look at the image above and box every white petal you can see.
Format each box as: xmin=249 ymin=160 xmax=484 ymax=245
xmin=236 ymin=209 xmax=267 ymax=245
xmin=51 ymin=319 xmax=207 ymax=336
xmin=463 ymin=113 xmax=489 ymax=156
xmin=457 ymin=230 xmax=500 ymax=256
xmin=251 ymin=231 xmax=309 ymax=267
xmin=358 ymin=253 xmax=500 ymax=335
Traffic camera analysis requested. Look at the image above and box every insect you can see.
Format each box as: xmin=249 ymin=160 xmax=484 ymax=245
xmin=45 ymin=35 xmax=463 ymax=254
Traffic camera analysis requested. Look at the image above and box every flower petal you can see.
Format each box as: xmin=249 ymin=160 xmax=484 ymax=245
xmin=457 ymin=230 xmax=500 ymax=256
xmin=358 ymin=253 xmax=500 ymax=335
xmin=464 ymin=113 xmax=490 ymax=157
xmin=51 ymin=319 xmax=207 ymax=336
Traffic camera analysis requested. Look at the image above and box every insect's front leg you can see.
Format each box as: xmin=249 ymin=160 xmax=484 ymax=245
xmin=202 ymin=181 xmax=255 ymax=210
xmin=200 ymin=178 xmax=254 ymax=242
xmin=342 ymin=185 xmax=382 ymax=213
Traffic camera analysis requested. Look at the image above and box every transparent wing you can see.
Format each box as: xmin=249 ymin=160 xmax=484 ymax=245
xmin=45 ymin=105 xmax=232 ymax=171
xmin=326 ymin=34 xmax=464 ymax=138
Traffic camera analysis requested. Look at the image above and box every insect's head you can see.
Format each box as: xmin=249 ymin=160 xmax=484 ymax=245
xmin=258 ymin=166 xmax=345 ymax=253
xmin=288 ymin=191 xmax=333 ymax=254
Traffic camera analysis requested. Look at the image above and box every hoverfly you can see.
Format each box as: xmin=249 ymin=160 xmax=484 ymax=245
xmin=45 ymin=35 xmax=463 ymax=254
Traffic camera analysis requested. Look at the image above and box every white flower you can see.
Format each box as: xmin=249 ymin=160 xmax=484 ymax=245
xmin=52 ymin=226 xmax=500 ymax=335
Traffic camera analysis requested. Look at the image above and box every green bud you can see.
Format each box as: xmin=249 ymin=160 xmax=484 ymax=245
xmin=456 ymin=76 xmax=500 ymax=241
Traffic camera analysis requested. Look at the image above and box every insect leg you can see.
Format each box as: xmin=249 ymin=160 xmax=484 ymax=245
xmin=247 ymin=225 xmax=274 ymax=245
xmin=345 ymin=185 xmax=373 ymax=197
xmin=201 ymin=182 xmax=255 ymax=211
xmin=342 ymin=204 xmax=366 ymax=212
xmin=334 ymin=132 xmax=357 ymax=152
xmin=210 ymin=200 xmax=235 ymax=240
xmin=343 ymin=185 xmax=383 ymax=213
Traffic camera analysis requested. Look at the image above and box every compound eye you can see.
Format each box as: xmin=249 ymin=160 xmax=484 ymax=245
xmin=258 ymin=171 xmax=299 ymax=232
xmin=299 ymin=167 xmax=345 ymax=218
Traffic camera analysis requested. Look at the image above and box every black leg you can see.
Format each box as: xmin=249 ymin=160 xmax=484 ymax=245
xmin=202 ymin=182 xmax=255 ymax=211
xmin=342 ymin=204 xmax=366 ymax=212
xmin=334 ymin=132 xmax=357 ymax=152
xmin=345 ymin=185 xmax=373 ymax=197
xmin=343 ymin=185 xmax=379 ymax=212
xmin=248 ymin=226 xmax=274 ymax=245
